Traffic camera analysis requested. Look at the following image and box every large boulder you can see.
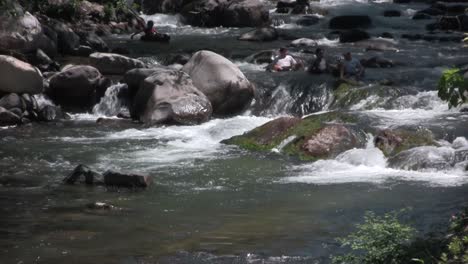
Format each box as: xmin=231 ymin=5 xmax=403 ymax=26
xmin=90 ymin=52 xmax=146 ymax=75
xmin=132 ymin=69 xmax=212 ymax=125
xmin=0 ymin=11 xmax=44 ymax=53
xmin=48 ymin=65 xmax=109 ymax=109
xmin=122 ymin=67 xmax=170 ymax=99
xmin=103 ymin=170 xmax=152 ymax=188
xmin=0 ymin=55 xmax=43 ymax=94
xmin=181 ymin=0 xmax=269 ymax=28
xmin=182 ymin=50 xmax=255 ymax=116
xmin=0 ymin=93 xmax=26 ymax=111
xmin=238 ymin=27 xmax=278 ymax=42
xmin=329 ymin=15 xmax=372 ymax=29
xmin=223 ymin=112 xmax=367 ymax=160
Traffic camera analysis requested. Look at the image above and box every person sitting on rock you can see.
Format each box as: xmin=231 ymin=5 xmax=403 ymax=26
xmin=269 ymin=47 xmax=298 ymax=72
xmin=340 ymin=52 xmax=365 ymax=81
xmin=308 ymin=48 xmax=328 ymax=74
xmin=131 ymin=20 xmax=157 ymax=40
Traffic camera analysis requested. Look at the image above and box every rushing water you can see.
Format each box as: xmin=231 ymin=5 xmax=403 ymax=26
xmin=1 ymin=0 xmax=468 ymax=263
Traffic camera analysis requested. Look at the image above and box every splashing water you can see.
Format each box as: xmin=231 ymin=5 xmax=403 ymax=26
xmin=92 ymin=83 xmax=128 ymax=117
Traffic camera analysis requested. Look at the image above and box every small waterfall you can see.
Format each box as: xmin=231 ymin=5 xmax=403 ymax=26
xmin=92 ymin=83 xmax=128 ymax=117
xmin=33 ymin=94 xmax=55 ymax=109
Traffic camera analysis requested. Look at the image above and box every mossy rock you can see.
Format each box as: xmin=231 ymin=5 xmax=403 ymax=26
xmin=374 ymin=129 xmax=438 ymax=157
xmin=223 ymin=111 xmax=367 ymax=160
xmin=331 ymin=83 xmax=405 ymax=110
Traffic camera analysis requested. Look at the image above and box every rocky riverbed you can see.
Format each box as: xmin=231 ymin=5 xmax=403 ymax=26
xmin=1 ymin=0 xmax=468 ymax=263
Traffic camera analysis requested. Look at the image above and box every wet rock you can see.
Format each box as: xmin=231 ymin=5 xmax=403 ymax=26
xmin=48 ymin=65 xmax=109 ymax=110
xmin=38 ymin=105 xmax=69 ymax=121
xmin=0 ymin=93 xmax=26 ymax=111
xmin=238 ymin=27 xmax=278 ymax=42
xmin=360 ymin=56 xmax=394 ymax=68
xmin=0 ymin=106 xmax=21 ymax=126
xmin=0 ymin=55 xmax=43 ymax=94
xmin=393 ymin=0 xmax=410 ymax=3
xmin=374 ymin=129 xmax=438 ymax=157
xmin=73 ymin=45 xmax=94 ymax=57
xmin=245 ymin=50 xmax=275 ymax=64
xmin=103 ymin=170 xmax=152 ymax=188
xmin=165 ymin=54 xmax=191 ymax=66
xmin=339 ymin=29 xmax=370 ymax=43
xmin=383 ymin=10 xmax=401 ymax=17
xmin=181 ymin=0 xmax=269 ymax=28
xmin=78 ymin=31 xmax=109 ymax=52
xmin=224 ymin=112 xmax=366 ymax=160
xmin=296 ymin=15 xmax=320 ymax=26
xmin=290 ymin=38 xmax=317 ymax=47
xmin=46 ymin=20 xmax=80 ymax=54
xmin=21 ymin=94 xmax=38 ymax=112
xmin=431 ymin=15 xmax=468 ymax=31
xmin=330 ymin=83 xmax=406 ymax=110
xmin=0 ymin=11 xmax=44 ymax=53
xmin=329 ymin=15 xmax=372 ymax=29
xmin=86 ymin=202 xmax=120 ymax=211
xmin=182 ymin=50 xmax=255 ymax=116
xmin=388 ymin=146 xmax=455 ymax=171
xmin=90 ymin=52 xmax=146 ymax=75
xmin=132 ymin=69 xmax=212 ymax=125
xmin=122 ymin=67 xmax=172 ymax=99
xmin=63 ymin=164 xmax=103 ymax=185
xmin=356 ymin=38 xmax=398 ymax=52
xmin=381 ymin=32 xmax=394 ymax=39
xmin=417 ymin=7 xmax=444 ymax=17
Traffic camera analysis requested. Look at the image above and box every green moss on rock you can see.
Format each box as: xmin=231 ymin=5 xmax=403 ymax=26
xmin=374 ymin=129 xmax=438 ymax=157
xmin=223 ymin=112 xmax=364 ymax=160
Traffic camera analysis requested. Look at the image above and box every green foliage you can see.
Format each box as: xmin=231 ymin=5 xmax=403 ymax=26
xmin=438 ymin=209 xmax=468 ymax=264
xmin=332 ymin=210 xmax=415 ymax=264
xmin=437 ymin=68 xmax=468 ymax=109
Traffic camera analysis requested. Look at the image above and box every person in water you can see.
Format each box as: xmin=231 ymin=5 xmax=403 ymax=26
xmin=308 ymin=48 xmax=328 ymax=74
xmin=340 ymin=52 xmax=364 ymax=81
xmin=131 ymin=20 xmax=157 ymax=40
xmin=270 ymin=47 xmax=298 ymax=72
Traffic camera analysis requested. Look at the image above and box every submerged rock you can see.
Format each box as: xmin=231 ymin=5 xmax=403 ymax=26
xmin=329 ymin=15 xmax=372 ymax=29
xmin=245 ymin=50 xmax=275 ymax=65
xmin=374 ymin=129 xmax=438 ymax=157
xmin=0 ymin=55 xmax=43 ymax=94
xmin=182 ymin=50 xmax=255 ymax=116
xmin=388 ymin=146 xmax=455 ymax=171
xmin=238 ymin=27 xmax=278 ymax=42
xmin=90 ymin=52 xmax=146 ymax=75
xmin=132 ymin=69 xmax=212 ymax=125
xmin=296 ymin=15 xmax=320 ymax=26
xmin=103 ymin=170 xmax=152 ymax=188
xmin=360 ymin=56 xmax=394 ymax=68
xmin=290 ymin=38 xmax=317 ymax=47
xmin=223 ymin=112 xmax=367 ymax=160
xmin=63 ymin=164 xmax=103 ymax=185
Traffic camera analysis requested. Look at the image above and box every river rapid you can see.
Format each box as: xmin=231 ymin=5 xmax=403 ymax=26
xmin=1 ymin=0 xmax=468 ymax=263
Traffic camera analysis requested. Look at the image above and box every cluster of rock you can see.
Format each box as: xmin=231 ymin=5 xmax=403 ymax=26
xmin=64 ymin=164 xmax=152 ymax=188
xmin=138 ymin=0 xmax=269 ymax=27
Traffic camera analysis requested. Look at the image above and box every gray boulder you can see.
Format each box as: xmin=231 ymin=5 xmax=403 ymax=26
xmin=0 ymin=106 xmax=21 ymax=126
xmin=0 ymin=11 xmax=43 ymax=53
xmin=0 ymin=55 xmax=43 ymax=94
xmin=0 ymin=93 xmax=26 ymax=111
xmin=122 ymin=67 xmax=172 ymax=98
xmin=182 ymin=50 xmax=255 ymax=116
xmin=132 ymin=69 xmax=212 ymax=125
xmin=48 ymin=65 xmax=108 ymax=109
xmin=90 ymin=52 xmax=146 ymax=75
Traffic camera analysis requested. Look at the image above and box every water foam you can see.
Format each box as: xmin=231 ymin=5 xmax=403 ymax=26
xmin=282 ymin=136 xmax=468 ymax=187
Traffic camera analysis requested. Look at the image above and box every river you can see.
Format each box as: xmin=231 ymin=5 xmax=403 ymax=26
xmin=1 ymin=0 xmax=468 ymax=263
